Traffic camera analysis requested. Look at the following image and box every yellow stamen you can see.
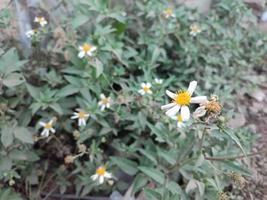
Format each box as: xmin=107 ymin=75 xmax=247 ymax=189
xmin=174 ymin=90 xmax=190 ymax=106
xmin=78 ymin=111 xmax=85 ymax=119
xmin=44 ymin=123 xmax=52 ymax=129
xmin=82 ymin=43 xmax=92 ymax=52
xmin=143 ymin=86 xmax=150 ymax=93
xmin=37 ymin=17 xmax=44 ymax=23
xmin=191 ymin=24 xmax=200 ymax=33
xmin=96 ymin=166 xmax=106 ymax=176
xmin=164 ymin=8 xmax=173 ymax=16
xmin=101 ymin=97 xmax=109 ymax=105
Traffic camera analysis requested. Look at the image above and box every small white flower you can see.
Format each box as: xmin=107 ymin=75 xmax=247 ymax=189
xmin=39 ymin=119 xmax=55 ymax=137
xmin=98 ymin=94 xmax=112 ymax=111
xmin=34 ymin=16 xmax=47 ymax=27
xmin=91 ymin=166 xmax=112 ymax=184
xmin=71 ymin=109 xmax=89 ymax=126
xmin=161 ymin=81 xmax=207 ymax=120
xmin=25 ymin=29 xmax=37 ymax=38
xmin=78 ymin=43 xmax=97 ymax=58
xmin=190 ymin=24 xmax=201 ymax=36
xmin=162 ymin=8 xmax=175 ymax=18
xmin=154 ymin=78 xmax=163 ymax=85
xmin=171 ymin=114 xmax=185 ymax=128
xmin=138 ymin=82 xmax=152 ymax=95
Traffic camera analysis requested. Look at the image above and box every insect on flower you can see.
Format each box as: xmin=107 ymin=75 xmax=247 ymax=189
xmin=98 ymin=94 xmax=112 ymax=111
xmin=190 ymin=24 xmax=201 ymax=36
xmin=39 ymin=118 xmax=56 ymax=137
xmin=71 ymin=109 xmax=89 ymax=127
xmin=34 ymin=16 xmax=47 ymax=27
xmin=161 ymin=81 xmax=207 ymax=121
xmin=138 ymin=82 xmax=152 ymax=95
xmin=154 ymin=78 xmax=163 ymax=85
xmin=162 ymin=8 xmax=175 ymax=18
xmin=25 ymin=29 xmax=37 ymax=38
xmin=91 ymin=166 xmax=112 ymax=184
xmin=78 ymin=43 xmax=97 ymax=58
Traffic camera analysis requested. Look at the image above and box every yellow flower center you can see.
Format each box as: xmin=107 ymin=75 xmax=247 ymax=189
xmin=143 ymin=86 xmax=150 ymax=93
xmin=176 ymin=115 xmax=183 ymax=122
xmin=96 ymin=166 xmax=106 ymax=176
xmin=191 ymin=25 xmax=200 ymax=33
xmin=101 ymin=97 xmax=109 ymax=105
xmin=78 ymin=111 xmax=85 ymax=119
xmin=82 ymin=43 xmax=92 ymax=52
xmin=44 ymin=123 xmax=52 ymax=129
xmin=37 ymin=17 xmax=44 ymax=23
xmin=164 ymin=8 xmax=173 ymax=16
xmin=175 ymin=91 xmax=190 ymax=106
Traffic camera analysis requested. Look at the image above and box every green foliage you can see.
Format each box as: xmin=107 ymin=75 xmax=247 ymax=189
xmin=0 ymin=0 xmax=266 ymax=199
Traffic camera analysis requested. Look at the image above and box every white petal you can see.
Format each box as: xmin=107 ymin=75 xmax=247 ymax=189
xmin=79 ymin=46 xmax=83 ymax=51
xmin=141 ymin=83 xmax=146 ymax=88
xmin=101 ymin=105 xmax=105 ymax=111
xmin=190 ymin=96 xmax=207 ymax=104
xmin=99 ymin=176 xmax=104 ymax=184
xmin=166 ymin=105 xmax=180 ymax=117
xmin=104 ymin=172 xmax=112 ymax=179
xmin=106 ymin=103 xmax=110 ymax=108
xmin=91 ymin=46 xmax=97 ymax=52
xmin=91 ymin=174 xmax=98 ymax=181
xmin=147 ymin=90 xmax=152 ymax=94
xmin=84 ymin=114 xmax=90 ymax=118
xmin=78 ymin=51 xmax=85 ymax=58
xmin=187 ymin=81 xmax=197 ymax=96
xmin=71 ymin=115 xmax=79 ymax=119
xmin=100 ymin=94 xmax=105 ymax=99
xmin=138 ymin=90 xmax=145 ymax=95
xmin=87 ymin=51 xmax=93 ymax=56
xmin=181 ymin=106 xmax=190 ymax=121
xmin=177 ymin=122 xmax=184 ymax=128
xmin=81 ymin=119 xmax=86 ymax=126
xmin=78 ymin=119 xmax=82 ymax=126
xmin=193 ymin=106 xmax=207 ymax=118
xmin=166 ymin=90 xmax=176 ymax=99
xmin=161 ymin=103 xmax=176 ymax=110
xmin=41 ymin=129 xmax=49 ymax=137
xmin=39 ymin=122 xmax=46 ymax=126
xmin=50 ymin=128 xmax=56 ymax=133
xmin=146 ymin=82 xmax=152 ymax=88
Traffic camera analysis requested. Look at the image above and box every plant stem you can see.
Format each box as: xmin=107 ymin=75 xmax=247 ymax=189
xmin=204 ymin=151 xmax=266 ymax=161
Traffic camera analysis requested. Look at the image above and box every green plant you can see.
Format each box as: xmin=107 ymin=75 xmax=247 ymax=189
xmin=0 ymin=0 xmax=266 ymax=199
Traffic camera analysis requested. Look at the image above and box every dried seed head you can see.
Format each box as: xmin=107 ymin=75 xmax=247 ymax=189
xmin=64 ymin=155 xmax=75 ymax=164
xmin=78 ymin=144 xmax=87 ymax=153
xmin=229 ymin=172 xmax=246 ymax=188
xmin=205 ymin=101 xmax=221 ymax=114
xmin=73 ymin=130 xmax=80 ymax=140
xmin=217 ymin=192 xmax=229 ymax=200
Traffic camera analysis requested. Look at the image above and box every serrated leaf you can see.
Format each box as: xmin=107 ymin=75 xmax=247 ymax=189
xmin=138 ymin=149 xmax=157 ymax=164
xmin=144 ymin=188 xmax=161 ymax=200
xmin=26 ymin=83 xmax=40 ymax=100
xmin=56 ymin=85 xmax=80 ymax=98
xmin=13 ymin=127 xmax=33 ymax=144
xmin=131 ymin=174 xmax=148 ymax=195
xmin=110 ymin=156 xmax=138 ymax=175
xmin=138 ymin=166 xmax=164 ymax=184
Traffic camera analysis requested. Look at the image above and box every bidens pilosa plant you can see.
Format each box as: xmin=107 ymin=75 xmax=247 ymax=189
xmin=0 ymin=0 xmax=266 ymax=199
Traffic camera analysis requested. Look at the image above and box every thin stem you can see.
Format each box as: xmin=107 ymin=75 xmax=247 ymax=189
xmin=204 ymin=151 xmax=266 ymax=161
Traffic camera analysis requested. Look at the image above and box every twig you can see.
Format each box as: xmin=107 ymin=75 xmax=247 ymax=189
xmin=204 ymin=151 xmax=266 ymax=161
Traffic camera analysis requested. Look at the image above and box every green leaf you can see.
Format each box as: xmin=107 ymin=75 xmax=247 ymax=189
xmin=221 ymin=128 xmax=247 ymax=156
xmin=138 ymin=149 xmax=157 ymax=164
xmin=220 ymin=161 xmax=251 ymax=176
xmin=49 ymin=103 xmax=64 ymax=115
xmin=138 ymin=166 xmax=164 ymax=184
xmin=9 ymin=150 xmax=39 ymax=162
xmin=144 ymin=188 xmax=162 ymax=200
xmin=0 ymin=188 xmax=23 ymax=200
xmin=72 ymin=15 xmax=89 ymax=29
xmin=26 ymin=83 xmax=40 ymax=100
xmin=13 ymin=127 xmax=33 ymax=144
xmin=56 ymin=85 xmax=80 ymax=98
xmin=90 ymin=58 xmax=103 ymax=78
xmin=110 ymin=156 xmax=138 ymax=175
xmin=1 ymin=127 xmax=14 ymax=147
xmin=3 ymin=73 xmax=24 ymax=87
xmin=131 ymin=174 xmax=148 ymax=195
xmin=0 ymin=157 xmax=12 ymax=172
xmin=157 ymin=148 xmax=176 ymax=165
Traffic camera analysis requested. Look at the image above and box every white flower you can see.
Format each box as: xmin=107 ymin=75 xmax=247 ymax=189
xmin=154 ymin=78 xmax=163 ymax=85
xmin=163 ymin=8 xmax=175 ymax=18
xmin=190 ymin=24 xmax=201 ymax=36
xmin=98 ymin=94 xmax=112 ymax=111
xmin=91 ymin=166 xmax=112 ymax=184
xmin=161 ymin=81 xmax=207 ymax=120
xmin=34 ymin=16 xmax=47 ymax=27
xmin=25 ymin=29 xmax=37 ymax=38
xmin=39 ymin=119 xmax=55 ymax=137
xmin=171 ymin=114 xmax=185 ymax=128
xmin=71 ymin=109 xmax=89 ymax=126
xmin=138 ymin=82 xmax=152 ymax=95
xmin=78 ymin=43 xmax=97 ymax=58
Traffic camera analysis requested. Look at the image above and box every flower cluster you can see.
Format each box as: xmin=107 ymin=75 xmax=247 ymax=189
xmin=138 ymin=78 xmax=163 ymax=95
xmin=161 ymin=81 xmax=208 ymax=128
xmin=25 ymin=16 xmax=48 ymax=39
